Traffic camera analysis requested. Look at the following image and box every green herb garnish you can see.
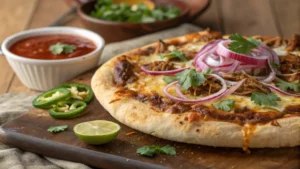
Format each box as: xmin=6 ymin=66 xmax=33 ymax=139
xmin=248 ymin=37 xmax=261 ymax=46
xmin=213 ymin=99 xmax=235 ymax=112
xmin=90 ymin=0 xmax=180 ymax=23
xmin=163 ymin=76 xmax=177 ymax=84
xmin=159 ymin=50 xmax=187 ymax=61
xmin=203 ymin=68 xmax=212 ymax=75
xmin=175 ymin=69 xmax=206 ymax=90
xmin=275 ymin=78 xmax=300 ymax=92
xmin=271 ymin=62 xmax=281 ymax=69
xmin=47 ymin=125 xmax=68 ymax=133
xmin=163 ymin=69 xmax=208 ymax=91
xmin=137 ymin=145 xmax=176 ymax=157
xmin=228 ymin=34 xmax=259 ymax=54
xmin=49 ymin=43 xmax=76 ymax=55
xmin=251 ymin=92 xmax=281 ymax=106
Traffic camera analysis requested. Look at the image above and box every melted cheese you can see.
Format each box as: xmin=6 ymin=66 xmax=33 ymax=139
xmin=273 ymin=45 xmax=288 ymax=56
xmin=290 ymin=50 xmax=300 ymax=56
xmin=127 ymin=75 xmax=166 ymax=95
xmin=125 ymin=39 xmax=300 ymax=113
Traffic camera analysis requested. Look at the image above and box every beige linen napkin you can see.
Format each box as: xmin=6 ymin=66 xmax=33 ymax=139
xmin=0 ymin=23 xmax=202 ymax=169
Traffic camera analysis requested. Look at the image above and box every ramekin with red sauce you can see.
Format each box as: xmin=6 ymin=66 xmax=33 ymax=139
xmin=1 ymin=27 xmax=105 ymax=91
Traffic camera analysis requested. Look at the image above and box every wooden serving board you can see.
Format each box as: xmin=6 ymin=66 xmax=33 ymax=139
xmin=0 ymin=71 xmax=299 ymax=169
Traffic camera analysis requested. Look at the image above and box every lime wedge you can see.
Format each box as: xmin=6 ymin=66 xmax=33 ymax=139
xmin=73 ymin=120 xmax=120 ymax=145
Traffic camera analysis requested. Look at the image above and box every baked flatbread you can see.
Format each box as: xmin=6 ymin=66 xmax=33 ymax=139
xmin=91 ymin=30 xmax=300 ymax=150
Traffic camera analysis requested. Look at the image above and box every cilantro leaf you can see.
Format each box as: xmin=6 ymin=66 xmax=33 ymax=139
xmin=47 ymin=125 xmax=68 ymax=133
xmin=212 ymin=99 xmax=235 ymax=112
xmin=163 ymin=76 xmax=176 ymax=84
xmin=159 ymin=50 xmax=187 ymax=61
xmin=271 ymin=62 xmax=281 ymax=69
xmin=275 ymin=78 xmax=300 ymax=92
xmin=203 ymin=68 xmax=212 ymax=75
xmin=176 ymin=69 xmax=206 ymax=90
xmin=163 ymin=69 xmax=209 ymax=90
xmin=248 ymin=37 xmax=261 ymax=46
xmin=228 ymin=34 xmax=258 ymax=54
xmin=251 ymin=92 xmax=281 ymax=106
xmin=137 ymin=145 xmax=176 ymax=157
xmin=136 ymin=146 xmax=157 ymax=157
xmin=159 ymin=145 xmax=176 ymax=155
xmin=49 ymin=43 xmax=76 ymax=55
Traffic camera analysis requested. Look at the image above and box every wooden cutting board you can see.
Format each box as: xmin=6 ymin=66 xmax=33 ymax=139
xmin=0 ymin=70 xmax=299 ymax=169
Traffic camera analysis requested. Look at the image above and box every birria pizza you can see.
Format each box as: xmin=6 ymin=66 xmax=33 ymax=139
xmin=91 ymin=30 xmax=300 ymax=150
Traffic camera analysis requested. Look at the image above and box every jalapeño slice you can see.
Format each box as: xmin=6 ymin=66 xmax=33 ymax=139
xmin=49 ymin=100 xmax=87 ymax=119
xmin=56 ymin=83 xmax=94 ymax=103
xmin=32 ymin=88 xmax=71 ymax=109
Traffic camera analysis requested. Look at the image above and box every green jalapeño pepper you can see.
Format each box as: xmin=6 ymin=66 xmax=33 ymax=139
xmin=49 ymin=100 xmax=87 ymax=119
xmin=56 ymin=83 xmax=94 ymax=104
xmin=32 ymin=88 xmax=71 ymax=109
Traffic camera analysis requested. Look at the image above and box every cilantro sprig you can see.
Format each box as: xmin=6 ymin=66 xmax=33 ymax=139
xmin=163 ymin=69 xmax=208 ymax=90
xmin=251 ymin=92 xmax=281 ymax=106
xmin=213 ymin=99 xmax=235 ymax=112
xmin=49 ymin=43 xmax=76 ymax=55
xmin=271 ymin=62 xmax=280 ymax=69
xmin=275 ymin=78 xmax=300 ymax=92
xmin=163 ymin=76 xmax=177 ymax=84
xmin=203 ymin=68 xmax=213 ymax=75
xmin=177 ymin=69 xmax=206 ymax=90
xmin=47 ymin=125 xmax=68 ymax=133
xmin=159 ymin=50 xmax=187 ymax=61
xmin=137 ymin=145 xmax=176 ymax=157
xmin=163 ymin=69 xmax=212 ymax=90
xmin=228 ymin=34 xmax=260 ymax=54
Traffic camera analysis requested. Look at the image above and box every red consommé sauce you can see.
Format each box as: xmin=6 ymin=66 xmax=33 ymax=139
xmin=9 ymin=34 xmax=96 ymax=60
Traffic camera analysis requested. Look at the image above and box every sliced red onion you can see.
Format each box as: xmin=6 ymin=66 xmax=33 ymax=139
xmin=264 ymin=83 xmax=300 ymax=97
xmin=257 ymin=45 xmax=280 ymax=65
xmin=163 ymin=74 xmax=227 ymax=103
xmin=217 ymin=40 xmax=268 ymax=66
xmin=221 ymin=79 xmax=247 ymax=97
xmin=141 ymin=66 xmax=188 ymax=75
xmin=224 ymin=80 xmax=239 ymax=86
xmin=244 ymin=62 xmax=276 ymax=83
xmin=176 ymin=84 xmax=187 ymax=99
xmin=228 ymin=61 xmax=241 ymax=72
xmin=216 ymin=40 xmax=268 ymax=66
xmin=194 ymin=40 xmax=222 ymax=62
xmin=197 ymin=53 xmax=235 ymax=72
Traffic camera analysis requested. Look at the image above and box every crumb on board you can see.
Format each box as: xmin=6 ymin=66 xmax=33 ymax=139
xmin=125 ymin=131 xmax=136 ymax=136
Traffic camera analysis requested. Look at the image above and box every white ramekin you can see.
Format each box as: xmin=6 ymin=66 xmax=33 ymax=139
xmin=1 ymin=27 xmax=105 ymax=91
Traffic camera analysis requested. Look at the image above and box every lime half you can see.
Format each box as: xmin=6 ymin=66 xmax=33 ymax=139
xmin=73 ymin=120 xmax=120 ymax=145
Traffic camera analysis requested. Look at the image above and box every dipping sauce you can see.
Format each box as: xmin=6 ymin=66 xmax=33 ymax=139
xmin=9 ymin=34 xmax=96 ymax=60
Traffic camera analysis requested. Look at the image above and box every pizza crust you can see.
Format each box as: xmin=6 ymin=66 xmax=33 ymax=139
xmin=91 ymin=32 xmax=300 ymax=148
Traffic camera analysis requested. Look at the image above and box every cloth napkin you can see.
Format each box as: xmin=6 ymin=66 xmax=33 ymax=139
xmin=0 ymin=24 xmax=202 ymax=169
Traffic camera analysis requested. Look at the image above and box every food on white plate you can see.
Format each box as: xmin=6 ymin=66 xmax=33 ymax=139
xmin=91 ymin=30 xmax=300 ymax=150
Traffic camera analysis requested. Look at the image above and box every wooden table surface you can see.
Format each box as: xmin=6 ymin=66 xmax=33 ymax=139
xmin=0 ymin=0 xmax=299 ymax=94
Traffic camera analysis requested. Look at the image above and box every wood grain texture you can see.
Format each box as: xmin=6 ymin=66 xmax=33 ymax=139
xmin=0 ymin=0 xmax=37 ymax=94
xmin=0 ymin=58 xmax=14 ymax=94
xmin=271 ymin=0 xmax=300 ymax=37
xmin=0 ymin=72 xmax=299 ymax=169
xmin=219 ymin=0 xmax=279 ymax=36
xmin=193 ymin=0 xmax=222 ymax=32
